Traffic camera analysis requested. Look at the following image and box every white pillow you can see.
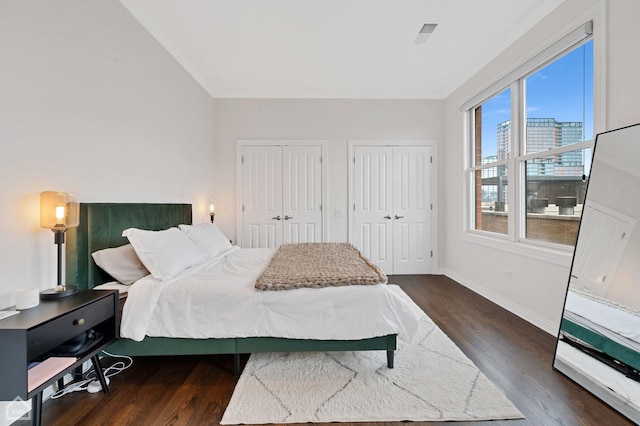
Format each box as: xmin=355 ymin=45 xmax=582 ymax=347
xmin=179 ymin=223 xmax=232 ymax=259
xmin=122 ymin=227 xmax=206 ymax=280
xmin=91 ymin=244 xmax=149 ymax=285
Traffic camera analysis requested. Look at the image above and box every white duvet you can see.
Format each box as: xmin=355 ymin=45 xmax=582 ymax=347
xmin=121 ymin=247 xmax=422 ymax=343
xmin=564 ymin=290 xmax=640 ymax=351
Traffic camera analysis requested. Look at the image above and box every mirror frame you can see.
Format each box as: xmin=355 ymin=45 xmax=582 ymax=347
xmin=553 ymin=122 xmax=640 ymax=424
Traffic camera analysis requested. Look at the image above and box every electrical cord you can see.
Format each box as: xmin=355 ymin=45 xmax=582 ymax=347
xmin=50 ymin=350 xmax=133 ymax=399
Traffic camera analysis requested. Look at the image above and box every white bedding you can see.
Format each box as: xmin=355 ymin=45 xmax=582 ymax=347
xmin=94 ymin=281 xmax=130 ymax=294
xmin=563 ymin=290 xmax=640 ymax=352
xmin=121 ymin=247 xmax=422 ymax=343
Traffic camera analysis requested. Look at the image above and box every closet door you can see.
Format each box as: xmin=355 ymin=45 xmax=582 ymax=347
xmin=241 ymin=145 xmax=283 ymax=248
xmin=351 ymin=143 xmax=432 ymax=275
xmin=282 ymin=145 xmax=323 ymax=244
xmin=393 ymin=146 xmax=432 ymax=274
xmin=240 ymin=142 xmax=325 ymax=248
xmin=352 ymin=146 xmax=394 ymax=273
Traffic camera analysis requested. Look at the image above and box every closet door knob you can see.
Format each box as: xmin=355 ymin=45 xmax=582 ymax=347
xmin=272 ymin=215 xmax=281 ymax=220
xmin=284 ymin=215 xmax=293 ymax=220
xmin=395 ymin=215 xmax=405 ymax=219
xmin=383 ymin=215 xmax=391 ymax=219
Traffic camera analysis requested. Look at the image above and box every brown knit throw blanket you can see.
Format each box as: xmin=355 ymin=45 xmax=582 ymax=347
xmin=255 ymin=243 xmax=387 ymax=290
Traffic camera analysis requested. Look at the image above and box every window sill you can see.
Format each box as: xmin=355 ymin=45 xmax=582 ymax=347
xmin=461 ymin=230 xmax=574 ymax=267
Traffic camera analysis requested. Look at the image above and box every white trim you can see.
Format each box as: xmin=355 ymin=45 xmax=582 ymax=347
xmin=518 ymin=140 xmax=594 ymax=162
xmin=592 ymin=0 xmax=608 ymax=133
xmin=461 ymin=230 xmax=573 ymax=267
xmin=462 ymin=113 xmax=473 ymax=233
xmin=347 ymin=139 xmax=439 ymax=274
xmin=442 ymin=267 xmax=559 ymax=335
xmin=460 ymin=20 xmax=594 ymax=112
xmin=468 ymin=158 xmax=509 ymax=172
xmin=235 ymin=139 xmax=329 ymax=247
xmin=586 ymin=200 xmax=637 ymax=226
xmin=210 ymin=88 xmax=446 ymax=100
xmin=470 ymin=141 xmax=594 ymax=170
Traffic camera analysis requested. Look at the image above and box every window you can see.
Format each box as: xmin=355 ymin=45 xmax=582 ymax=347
xmin=473 ymin=89 xmax=510 ymax=235
xmin=466 ymin=23 xmax=594 ymax=249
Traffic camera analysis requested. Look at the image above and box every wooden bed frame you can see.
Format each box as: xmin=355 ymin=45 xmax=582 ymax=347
xmin=65 ymin=203 xmax=396 ymax=375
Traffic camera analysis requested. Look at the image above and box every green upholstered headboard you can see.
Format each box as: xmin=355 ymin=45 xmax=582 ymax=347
xmin=65 ymin=203 xmax=192 ymax=290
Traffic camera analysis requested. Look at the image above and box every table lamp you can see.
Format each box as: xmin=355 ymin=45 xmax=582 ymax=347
xmin=39 ymin=191 xmax=80 ymax=299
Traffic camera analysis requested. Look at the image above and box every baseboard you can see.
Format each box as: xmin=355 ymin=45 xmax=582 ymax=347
xmin=441 ymin=268 xmax=559 ymax=336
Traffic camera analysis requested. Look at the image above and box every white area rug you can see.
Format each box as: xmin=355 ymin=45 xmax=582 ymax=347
xmin=221 ymin=293 xmax=523 ymax=424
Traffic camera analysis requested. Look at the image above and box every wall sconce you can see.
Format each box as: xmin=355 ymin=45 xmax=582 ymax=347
xmin=209 ymin=199 xmax=216 ymax=223
xmin=39 ymin=191 xmax=80 ymax=299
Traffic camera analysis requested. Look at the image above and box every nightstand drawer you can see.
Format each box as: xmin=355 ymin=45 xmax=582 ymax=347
xmin=27 ymin=296 xmax=113 ymax=360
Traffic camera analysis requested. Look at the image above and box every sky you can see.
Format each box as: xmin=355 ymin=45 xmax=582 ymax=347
xmin=480 ymin=40 xmax=594 ymax=158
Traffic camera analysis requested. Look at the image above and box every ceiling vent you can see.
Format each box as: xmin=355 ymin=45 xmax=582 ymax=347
xmin=414 ymin=23 xmax=438 ymax=44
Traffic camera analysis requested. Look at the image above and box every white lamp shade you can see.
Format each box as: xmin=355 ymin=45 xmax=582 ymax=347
xmin=40 ymin=191 xmax=79 ymax=229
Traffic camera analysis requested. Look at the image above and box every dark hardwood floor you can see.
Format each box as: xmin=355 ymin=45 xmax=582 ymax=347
xmin=38 ymin=275 xmax=633 ymax=425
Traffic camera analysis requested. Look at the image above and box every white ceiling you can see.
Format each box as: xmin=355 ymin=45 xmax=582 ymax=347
xmin=119 ymin=0 xmax=564 ymax=99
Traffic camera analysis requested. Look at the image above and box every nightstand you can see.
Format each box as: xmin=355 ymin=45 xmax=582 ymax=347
xmin=0 ymin=290 xmax=119 ymax=426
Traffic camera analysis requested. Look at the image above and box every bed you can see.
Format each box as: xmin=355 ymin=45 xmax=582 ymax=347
xmin=559 ymin=289 xmax=640 ymax=379
xmin=65 ymin=203 xmax=419 ymax=375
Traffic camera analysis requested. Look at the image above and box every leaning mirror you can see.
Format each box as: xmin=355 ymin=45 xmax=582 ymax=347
xmin=553 ymin=123 xmax=640 ymax=424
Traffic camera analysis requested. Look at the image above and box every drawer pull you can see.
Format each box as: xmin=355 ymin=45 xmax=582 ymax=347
xmin=74 ymin=318 xmax=85 ymax=326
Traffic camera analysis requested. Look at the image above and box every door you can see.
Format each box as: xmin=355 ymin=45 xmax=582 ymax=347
xmin=352 ymin=146 xmax=394 ymax=273
xmin=282 ymin=145 xmax=323 ymax=244
xmin=240 ymin=143 xmax=324 ymax=248
xmin=242 ymin=145 xmax=283 ymax=248
xmin=352 ymin=144 xmax=432 ymax=275
xmin=570 ymin=202 xmax=635 ymax=296
xmin=393 ymin=146 xmax=432 ymax=274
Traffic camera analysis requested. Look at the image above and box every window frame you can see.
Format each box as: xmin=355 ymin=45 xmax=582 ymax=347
xmin=461 ymin=8 xmax=606 ymax=266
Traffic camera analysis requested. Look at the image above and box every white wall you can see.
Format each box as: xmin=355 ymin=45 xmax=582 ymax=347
xmin=210 ymin=99 xmax=442 ymax=243
xmin=441 ymin=0 xmax=640 ymax=333
xmin=0 ymin=0 xmax=216 ymax=310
